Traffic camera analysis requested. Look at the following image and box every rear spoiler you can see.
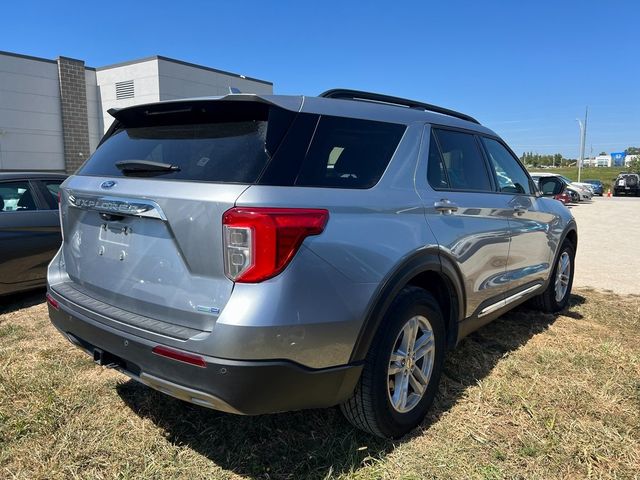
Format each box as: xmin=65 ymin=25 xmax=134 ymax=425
xmin=100 ymin=94 xmax=304 ymax=148
xmin=107 ymin=94 xmax=303 ymax=121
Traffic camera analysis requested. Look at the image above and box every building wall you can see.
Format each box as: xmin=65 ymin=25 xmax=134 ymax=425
xmin=1 ymin=51 xmax=274 ymax=170
xmin=57 ymin=57 xmax=92 ymax=173
xmin=85 ymin=69 xmax=102 ymax=152
xmin=594 ymin=155 xmax=612 ymax=167
xmin=157 ymin=58 xmax=273 ymax=101
xmin=95 ymin=59 xmax=161 ymax=134
xmin=0 ymin=53 xmax=65 ymax=171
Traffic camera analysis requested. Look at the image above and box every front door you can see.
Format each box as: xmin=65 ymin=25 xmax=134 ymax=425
xmin=479 ymin=137 xmax=559 ymax=294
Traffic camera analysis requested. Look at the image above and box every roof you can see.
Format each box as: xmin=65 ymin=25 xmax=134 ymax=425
xmin=0 ymin=50 xmax=271 ymax=82
xmin=0 ymin=50 xmax=95 ymax=71
xmin=0 ymin=172 xmax=67 ymax=180
xmin=95 ymin=55 xmax=272 ymax=86
xmin=109 ymin=93 xmax=497 ymax=135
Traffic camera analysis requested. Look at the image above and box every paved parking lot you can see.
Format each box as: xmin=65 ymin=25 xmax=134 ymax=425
xmin=569 ymin=196 xmax=640 ymax=294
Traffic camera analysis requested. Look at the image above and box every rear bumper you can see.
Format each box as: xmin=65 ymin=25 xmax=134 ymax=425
xmin=613 ymin=187 xmax=639 ymax=195
xmin=47 ymin=290 xmax=362 ymax=415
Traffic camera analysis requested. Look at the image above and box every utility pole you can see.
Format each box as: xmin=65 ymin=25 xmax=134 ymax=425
xmin=576 ymin=106 xmax=588 ymax=182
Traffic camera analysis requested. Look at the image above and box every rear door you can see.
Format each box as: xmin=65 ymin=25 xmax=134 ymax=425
xmin=416 ymin=126 xmax=512 ymax=318
xmin=0 ymin=179 xmax=60 ymax=295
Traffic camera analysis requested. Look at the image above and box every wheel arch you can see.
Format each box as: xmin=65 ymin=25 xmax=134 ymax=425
xmin=349 ymin=249 xmax=465 ymax=363
xmin=564 ymin=224 xmax=578 ymax=250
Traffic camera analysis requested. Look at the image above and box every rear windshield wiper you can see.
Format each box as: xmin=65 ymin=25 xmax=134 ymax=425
xmin=115 ymin=160 xmax=181 ymax=175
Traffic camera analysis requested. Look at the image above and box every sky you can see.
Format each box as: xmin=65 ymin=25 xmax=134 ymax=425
xmin=2 ymin=0 xmax=639 ymax=158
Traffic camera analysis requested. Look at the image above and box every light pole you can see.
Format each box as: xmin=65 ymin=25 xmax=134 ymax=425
xmin=576 ymin=107 xmax=588 ymax=182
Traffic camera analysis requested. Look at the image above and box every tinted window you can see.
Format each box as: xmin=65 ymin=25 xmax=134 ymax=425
xmin=538 ymin=177 xmax=562 ymax=195
xmin=433 ymin=129 xmax=492 ymax=191
xmin=43 ymin=180 xmax=62 ymax=209
xmin=292 ymin=116 xmax=406 ymax=188
xmin=427 ymin=131 xmax=449 ymax=189
xmin=80 ymin=103 xmax=295 ymax=183
xmin=80 ymin=102 xmax=405 ymax=189
xmin=482 ymin=138 xmax=532 ymax=195
xmin=0 ymin=181 xmax=37 ymax=212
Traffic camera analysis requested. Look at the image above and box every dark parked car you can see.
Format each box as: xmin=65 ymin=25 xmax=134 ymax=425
xmin=583 ymin=179 xmax=603 ymax=196
xmin=613 ymin=173 xmax=640 ymax=196
xmin=0 ymin=172 xmax=66 ymax=296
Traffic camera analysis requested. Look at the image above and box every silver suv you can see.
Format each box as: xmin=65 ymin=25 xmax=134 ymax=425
xmin=47 ymin=89 xmax=577 ymax=438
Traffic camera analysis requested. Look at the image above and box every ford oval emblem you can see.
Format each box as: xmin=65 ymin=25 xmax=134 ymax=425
xmin=100 ymin=180 xmax=117 ymax=189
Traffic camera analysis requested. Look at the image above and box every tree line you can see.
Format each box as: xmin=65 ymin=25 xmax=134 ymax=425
xmin=520 ymin=152 xmax=572 ymax=167
xmin=520 ymin=146 xmax=640 ymax=171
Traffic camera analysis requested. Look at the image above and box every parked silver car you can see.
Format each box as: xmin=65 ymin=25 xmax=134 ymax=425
xmin=47 ymin=90 xmax=577 ymax=438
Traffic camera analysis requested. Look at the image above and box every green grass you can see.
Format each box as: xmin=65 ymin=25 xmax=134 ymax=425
xmin=1 ymin=290 xmax=639 ymax=479
xmin=526 ymin=166 xmax=625 ymax=192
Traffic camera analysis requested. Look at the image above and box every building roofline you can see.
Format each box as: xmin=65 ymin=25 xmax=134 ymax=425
xmin=0 ymin=50 xmax=96 ymax=70
xmin=56 ymin=55 xmax=96 ymax=71
xmin=95 ymin=55 xmax=272 ymax=85
xmin=0 ymin=50 xmax=57 ymax=65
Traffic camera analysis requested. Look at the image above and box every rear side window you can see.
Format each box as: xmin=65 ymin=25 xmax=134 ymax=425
xmin=41 ymin=180 xmax=63 ymax=209
xmin=427 ymin=131 xmax=449 ymax=189
xmin=292 ymin=116 xmax=405 ymax=188
xmin=0 ymin=181 xmax=37 ymax=212
xmin=429 ymin=129 xmax=492 ymax=191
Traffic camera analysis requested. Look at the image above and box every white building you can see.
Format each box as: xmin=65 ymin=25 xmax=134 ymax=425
xmin=593 ymin=154 xmax=612 ymax=167
xmin=0 ymin=50 xmax=273 ymax=173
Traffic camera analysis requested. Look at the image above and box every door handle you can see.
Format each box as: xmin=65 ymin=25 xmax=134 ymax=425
xmin=513 ymin=206 xmax=528 ymax=216
xmin=434 ymin=199 xmax=459 ymax=214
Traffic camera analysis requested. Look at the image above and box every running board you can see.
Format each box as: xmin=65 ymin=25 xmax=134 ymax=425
xmin=478 ymin=284 xmax=542 ymax=318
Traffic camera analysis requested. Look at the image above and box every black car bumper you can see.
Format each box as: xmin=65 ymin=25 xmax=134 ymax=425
xmin=47 ymin=293 xmax=362 ymax=415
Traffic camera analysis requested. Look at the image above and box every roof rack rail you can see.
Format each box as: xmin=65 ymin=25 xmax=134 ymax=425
xmin=319 ymin=89 xmax=480 ymax=125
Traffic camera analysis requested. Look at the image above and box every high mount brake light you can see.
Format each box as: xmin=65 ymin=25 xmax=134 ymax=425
xmin=222 ymin=207 xmax=329 ymax=283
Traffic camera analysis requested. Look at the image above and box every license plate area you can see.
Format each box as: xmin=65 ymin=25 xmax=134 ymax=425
xmin=98 ymin=222 xmax=132 ymax=260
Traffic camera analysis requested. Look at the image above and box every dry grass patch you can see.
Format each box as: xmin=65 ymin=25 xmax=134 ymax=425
xmin=0 ymin=289 xmax=638 ymax=479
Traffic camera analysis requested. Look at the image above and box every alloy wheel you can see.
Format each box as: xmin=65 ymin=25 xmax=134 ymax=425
xmin=387 ymin=315 xmax=435 ymax=413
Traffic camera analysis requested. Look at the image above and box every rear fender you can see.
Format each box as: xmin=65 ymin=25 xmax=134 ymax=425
xmin=349 ymin=249 xmax=465 ymax=362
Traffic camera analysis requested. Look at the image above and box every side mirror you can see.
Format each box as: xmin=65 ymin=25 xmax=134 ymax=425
xmin=539 ymin=178 xmax=564 ymax=196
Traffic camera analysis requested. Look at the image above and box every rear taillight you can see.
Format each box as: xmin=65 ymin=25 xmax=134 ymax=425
xmin=222 ymin=207 xmax=329 ymax=283
xmin=46 ymin=292 xmax=59 ymax=310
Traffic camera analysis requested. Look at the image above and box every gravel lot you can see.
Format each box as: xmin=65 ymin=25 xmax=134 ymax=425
xmin=570 ymin=196 xmax=640 ymax=295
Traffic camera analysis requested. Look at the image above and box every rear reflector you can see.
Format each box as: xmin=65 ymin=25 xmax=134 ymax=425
xmin=46 ymin=292 xmax=59 ymax=310
xmin=152 ymin=345 xmax=207 ymax=368
xmin=222 ymin=207 xmax=329 ymax=283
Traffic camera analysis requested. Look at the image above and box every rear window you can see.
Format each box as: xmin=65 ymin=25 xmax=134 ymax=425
xmin=80 ymin=101 xmax=405 ymax=188
xmin=82 ymin=122 xmax=271 ymax=183
xmin=80 ymin=102 xmax=291 ymax=183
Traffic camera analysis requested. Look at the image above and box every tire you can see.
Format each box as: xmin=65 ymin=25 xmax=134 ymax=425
xmin=340 ymin=286 xmax=445 ymax=438
xmin=531 ymin=241 xmax=575 ymax=313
